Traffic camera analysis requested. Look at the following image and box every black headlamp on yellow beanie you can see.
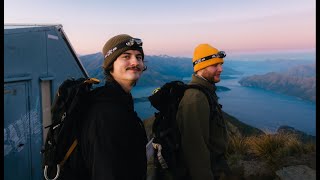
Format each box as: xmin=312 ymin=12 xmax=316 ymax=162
xmin=192 ymin=44 xmax=226 ymax=72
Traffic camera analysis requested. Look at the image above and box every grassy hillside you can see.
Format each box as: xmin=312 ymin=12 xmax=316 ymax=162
xmin=144 ymin=111 xmax=316 ymax=179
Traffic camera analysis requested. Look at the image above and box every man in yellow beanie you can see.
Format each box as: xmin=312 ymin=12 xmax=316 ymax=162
xmin=78 ymin=34 xmax=148 ymax=180
xmin=175 ymin=44 xmax=230 ymax=180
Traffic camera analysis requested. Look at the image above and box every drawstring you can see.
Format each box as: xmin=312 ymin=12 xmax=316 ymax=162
xmin=152 ymin=143 xmax=169 ymax=169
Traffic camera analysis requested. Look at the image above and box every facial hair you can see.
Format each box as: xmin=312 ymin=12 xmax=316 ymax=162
xmin=202 ymin=69 xmax=220 ymax=84
xmin=126 ymin=65 xmax=142 ymax=72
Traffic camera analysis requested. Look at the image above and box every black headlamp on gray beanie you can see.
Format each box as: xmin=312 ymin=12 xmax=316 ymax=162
xmin=102 ymin=34 xmax=144 ymax=69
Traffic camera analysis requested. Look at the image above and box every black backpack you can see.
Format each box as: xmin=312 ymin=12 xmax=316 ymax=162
xmin=148 ymin=80 xmax=215 ymax=179
xmin=41 ymin=77 xmax=100 ymax=180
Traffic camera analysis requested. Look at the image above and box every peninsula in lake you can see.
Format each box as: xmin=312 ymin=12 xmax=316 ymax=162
xmin=238 ymin=64 xmax=315 ymax=102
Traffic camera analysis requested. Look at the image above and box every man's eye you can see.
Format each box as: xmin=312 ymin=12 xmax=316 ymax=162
xmin=214 ymin=63 xmax=222 ymax=67
xmin=122 ymin=55 xmax=130 ymax=59
xmin=137 ymin=56 xmax=143 ymax=61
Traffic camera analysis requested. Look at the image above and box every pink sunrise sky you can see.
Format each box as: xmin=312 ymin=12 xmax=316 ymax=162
xmin=4 ymin=0 xmax=315 ymax=58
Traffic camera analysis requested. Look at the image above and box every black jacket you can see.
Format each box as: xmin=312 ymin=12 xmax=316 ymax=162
xmin=78 ymin=81 xmax=148 ymax=180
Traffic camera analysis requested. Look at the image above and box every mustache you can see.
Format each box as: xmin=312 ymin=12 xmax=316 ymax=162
xmin=126 ymin=65 xmax=142 ymax=71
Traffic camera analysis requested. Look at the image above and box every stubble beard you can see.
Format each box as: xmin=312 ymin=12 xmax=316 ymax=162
xmin=202 ymin=70 xmax=220 ymax=84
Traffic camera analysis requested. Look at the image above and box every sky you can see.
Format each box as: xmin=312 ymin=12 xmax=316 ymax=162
xmin=4 ymin=0 xmax=316 ymax=58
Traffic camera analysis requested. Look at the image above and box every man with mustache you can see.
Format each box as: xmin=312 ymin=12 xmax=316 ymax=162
xmin=67 ymin=34 xmax=148 ymax=180
xmin=175 ymin=44 xmax=230 ymax=180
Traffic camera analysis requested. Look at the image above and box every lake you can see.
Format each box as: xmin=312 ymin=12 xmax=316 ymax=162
xmin=132 ymin=75 xmax=316 ymax=136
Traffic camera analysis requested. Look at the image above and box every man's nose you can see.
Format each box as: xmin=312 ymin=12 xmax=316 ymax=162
xmin=130 ymin=56 xmax=139 ymax=65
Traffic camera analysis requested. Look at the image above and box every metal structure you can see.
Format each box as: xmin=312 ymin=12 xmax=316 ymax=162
xmin=4 ymin=24 xmax=89 ymax=180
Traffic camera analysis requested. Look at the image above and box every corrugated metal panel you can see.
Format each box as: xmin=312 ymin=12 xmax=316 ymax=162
xmin=4 ymin=81 xmax=32 ymax=180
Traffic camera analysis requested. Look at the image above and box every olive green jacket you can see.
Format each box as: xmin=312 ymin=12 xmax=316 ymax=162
xmin=176 ymin=74 xmax=228 ymax=180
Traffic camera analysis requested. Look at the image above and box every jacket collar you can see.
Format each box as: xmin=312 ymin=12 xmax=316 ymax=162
xmin=105 ymin=80 xmax=132 ymax=96
xmin=189 ymin=74 xmax=216 ymax=92
xmin=100 ymin=80 xmax=134 ymax=111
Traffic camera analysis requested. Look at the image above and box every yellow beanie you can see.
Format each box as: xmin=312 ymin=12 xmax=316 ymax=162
xmin=192 ymin=44 xmax=224 ymax=72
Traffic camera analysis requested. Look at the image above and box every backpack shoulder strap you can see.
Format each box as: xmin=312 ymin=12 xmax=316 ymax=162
xmin=186 ymin=84 xmax=217 ymax=120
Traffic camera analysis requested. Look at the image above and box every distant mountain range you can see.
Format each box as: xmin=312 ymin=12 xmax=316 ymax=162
xmin=79 ymin=53 xmax=316 ymax=101
xmin=238 ymin=64 xmax=315 ymax=102
xmin=79 ymin=52 xmax=243 ymax=87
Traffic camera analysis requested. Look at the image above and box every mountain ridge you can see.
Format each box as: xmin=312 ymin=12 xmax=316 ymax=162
xmin=238 ymin=64 xmax=315 ymax=102
xmin=79 ymin=52 xmax=243 ymax=87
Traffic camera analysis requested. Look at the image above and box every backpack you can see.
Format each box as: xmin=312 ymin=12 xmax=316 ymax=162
xmin=148 ymin=80 xmax=215 ymax=179
xmin=41 ymin=77 xmax=100 ymax=180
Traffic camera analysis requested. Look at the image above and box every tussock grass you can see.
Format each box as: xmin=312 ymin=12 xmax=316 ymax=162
xmin=226 ymin=135 xmax=249 ymax=166
xmin=245 ymin=133 xmax=305 ymax=169
xmin=302 ymin=142 xmax=316 ymax=153
xmin=227 ymin=132 xmax=316 ymax=170
xmin=227 ymin=135 xmax=249 ymax=155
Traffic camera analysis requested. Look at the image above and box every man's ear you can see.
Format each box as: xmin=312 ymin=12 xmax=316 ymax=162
xmin=196 ymin=69 xmax=203 ymax=76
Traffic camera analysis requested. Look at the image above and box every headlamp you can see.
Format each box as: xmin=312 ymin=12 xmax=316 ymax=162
xmin=193 ymin=51 xmax=226 ymax=67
